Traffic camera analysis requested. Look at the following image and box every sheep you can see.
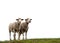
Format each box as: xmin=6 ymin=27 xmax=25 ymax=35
xmin=9 ymin=18 xmax=24 ymax=40
xmin=18 ymin=18 xmax=32 ymax=40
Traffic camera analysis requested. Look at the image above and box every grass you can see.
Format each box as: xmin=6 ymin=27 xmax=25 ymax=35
xmin=0 ymin=38 xmax=60 ymax=43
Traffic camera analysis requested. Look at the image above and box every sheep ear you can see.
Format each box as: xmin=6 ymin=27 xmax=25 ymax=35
xmin=21 ymin=19 xmax=24 ymax=20
xmin=30 ymin=19 xmax=32 ymax=20
xmin=16 ymin=19 xmax=19 ymax=21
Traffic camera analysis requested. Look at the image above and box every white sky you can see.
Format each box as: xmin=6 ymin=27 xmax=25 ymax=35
xmin=0 ymin=0 xmax=60 ymax=41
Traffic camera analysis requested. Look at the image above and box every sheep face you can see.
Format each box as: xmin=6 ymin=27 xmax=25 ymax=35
xmin=16 ymin=18 xmax=24 ymax=25
xmin=25 ymin=18 xmax=32 ymax=23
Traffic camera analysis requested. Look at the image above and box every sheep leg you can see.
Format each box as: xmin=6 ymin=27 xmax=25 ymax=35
xmin=18 ymin=32 xmax=21 ymax=40
xmin=22 ymin=31 xmax=24 ymax=40
xmin=23 ymin=33 xmax=24 ymax=40
xmin=13 ymin=31 xmax=16 ymax=40
xmin=9 ymin=32 xmax=11 ymax=40
xmin=25 ymin=32 xmax=27 ymax=40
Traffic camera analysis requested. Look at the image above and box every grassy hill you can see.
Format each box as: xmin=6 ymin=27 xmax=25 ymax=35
xmin=0 ymin=38 xmax=60 ymax=43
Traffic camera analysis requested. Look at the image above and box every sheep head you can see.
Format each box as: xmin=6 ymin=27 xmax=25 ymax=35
xmin=25 ymin=18 xmax=32 ymax=23
xmin=16 ymin=18 xmax=24 ymax=25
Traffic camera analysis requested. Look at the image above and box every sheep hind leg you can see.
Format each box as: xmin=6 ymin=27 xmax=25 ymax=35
xmin=18 ymin=32 xmax=21 ymax=40
xmin=23 ymin=33 xmax=24 ymax=40
xmin=22 ymin=31 xmax=24 ymax=40
xmin=13 ymin=31 xmax=16 ymax=40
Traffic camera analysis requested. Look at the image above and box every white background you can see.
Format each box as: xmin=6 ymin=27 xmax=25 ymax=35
xmin=0 ymin=0 xmax=60 ymax=41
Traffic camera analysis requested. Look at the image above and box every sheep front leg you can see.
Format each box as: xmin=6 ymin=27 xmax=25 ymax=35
xmin=13 ymin=31 xmax=16 ymax=40
xmin=25 ymin=32 xmax=27 ymax=40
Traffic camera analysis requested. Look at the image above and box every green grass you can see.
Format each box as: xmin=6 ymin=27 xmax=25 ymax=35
xmin=0 ymin=38 xmax=60 ymax=43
